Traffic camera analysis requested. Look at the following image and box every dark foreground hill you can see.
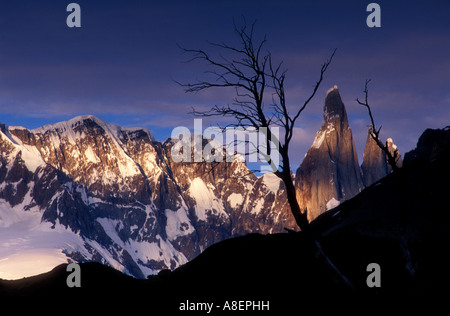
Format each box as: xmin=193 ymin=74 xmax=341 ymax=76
xmin=1 ymin=127 xmax=450 ymax=312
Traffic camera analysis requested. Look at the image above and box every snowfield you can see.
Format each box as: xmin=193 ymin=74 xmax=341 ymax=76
xmin=188 ymin=177 xmax=228 ymax=221
xmin=0 ymin=201 xmax=87 ymax=279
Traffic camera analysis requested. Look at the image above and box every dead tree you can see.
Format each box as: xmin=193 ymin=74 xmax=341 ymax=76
xmin=356 ymin=80 xmax=416 ymax=277
xmin=178 ymin=20 xmax=335 ymax=232
xmin=356 ymin=79 xmax=399 ymax=172
xmin=178 ymin=20 xmax=354 ymax=290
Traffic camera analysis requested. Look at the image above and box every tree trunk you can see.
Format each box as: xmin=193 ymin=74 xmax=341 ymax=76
xmin=276 ymin=157 xmax=356 ymax=291
xmin=282 ymin=172 xmax=311 ymax=234
xmin=275 ymin=149 xmax=310 ymax=234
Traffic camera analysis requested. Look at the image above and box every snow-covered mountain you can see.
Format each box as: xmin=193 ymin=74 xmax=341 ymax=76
xmin=0 ymin=116 xmax=296 ymax=279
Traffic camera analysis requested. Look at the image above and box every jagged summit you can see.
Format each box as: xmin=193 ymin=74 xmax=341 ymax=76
xmin=26 ymin=114 xmax=154 ymax=142
xmin=404 ymin=126 xmax=450 ymax=164
xmin=326 ymin=84 xmax=339 ymax=95
xmin=324 ymin=85 xmax=347 ymax=122
xmin=295 ymin=86 xmax=363 ymax=221
xmin=30 ymin=114 xmax=106 ymax=133
xmin=361 ymin=129 xmax=389 ymax=186
xmin=361 ymin=129 xmax=403 ymax=187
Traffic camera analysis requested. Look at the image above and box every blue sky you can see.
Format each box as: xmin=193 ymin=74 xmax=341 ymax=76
xmin=0 ymin=0 xmax=449 ymax=169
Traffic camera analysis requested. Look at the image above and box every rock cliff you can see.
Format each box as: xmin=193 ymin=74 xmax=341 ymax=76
xmin=295 ymin=86 xmax=364 ymax=220
xmin=361 ymin=129 xmax=389 ymax=186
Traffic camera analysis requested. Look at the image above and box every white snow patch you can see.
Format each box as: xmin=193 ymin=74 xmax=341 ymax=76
xmin=326 ymin=85 xmax=339 ymax=95
xmin=251 ymin=198 xmax=265 ymax=215
xmin=188 ymin=177 xmax=227 ymax=221
xmin=326 ymin=198 xmax=340 ymax=210
xmin=20 ymin=145 xmax=45 ymax=172
xmin=312 ymin=130 xmax=326 ymax=149
xmin=165 ymin=208 xmax=194 ymax=240
xmin=84 ymin=146 xmax=100 ymax=164
xmin=227 ymin=193 xmax=244 ymax=208
xmin=4 ymin=130 xmax=45 ymax=173
xmin=262 ymin=173 xmax=280 ymax=193
xmin=386 ymin=138 xmax=398 ymax=150
xmin=84 ymin=238 xmax=125 ymax=272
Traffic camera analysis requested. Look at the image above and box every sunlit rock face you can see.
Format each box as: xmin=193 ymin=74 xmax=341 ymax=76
xmin=361 ymin=130 xmax=402 ymax=187
xmin=0 ymin=115 xmax=297 ymax=279
xmin=361 ymin=130 xmax=389 ymax=187
xmin=295 ymin=86 xmax=364 ymax=221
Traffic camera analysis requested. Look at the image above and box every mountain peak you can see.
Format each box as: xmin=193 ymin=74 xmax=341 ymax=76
xmin=361 ymin=128 xmax=389 ymax=186
xmin=28 ymin=114 xmax=107 ymax=134
xmin=70 ymin=114 xmax=99 ymax=122
xmin=26 ymin=115 xmax=154 ymax=142
xmin=326 ymin=85 xmax=339 ymax=95
xmin=68 ymin=115 xmax=109 ymax=129
xmin=296 ymin=87 xmax=363 ymax=220
xmin=323 ymin=85 xmax=347 ymax=123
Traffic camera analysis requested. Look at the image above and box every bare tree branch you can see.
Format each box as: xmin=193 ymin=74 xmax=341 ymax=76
xmin=176 ymin=19 xmax=356 ymax=291
xmin=178 ymin=22 xmax=338 ymax=222
xmin=356 ymin=79 xmax=399 ymax=172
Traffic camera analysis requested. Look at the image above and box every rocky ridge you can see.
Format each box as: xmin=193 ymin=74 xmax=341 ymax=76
xmin=0 ymin=115 xmax=295 ymax=278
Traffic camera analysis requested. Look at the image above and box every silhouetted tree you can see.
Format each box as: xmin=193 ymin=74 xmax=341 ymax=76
xmin=179 ymin=20 xmax=334 ymax=232
xmin=178 ymin=20 xmax=354 ymax=289
xmin=357 ymin=79 xmax=416 ymax=277
xmin=356 ymin=79 xmax=400 ymax=172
